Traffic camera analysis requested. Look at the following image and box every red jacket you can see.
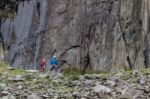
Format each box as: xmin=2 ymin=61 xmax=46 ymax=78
xmin=40 ymin=59 xmax=46 ymax=69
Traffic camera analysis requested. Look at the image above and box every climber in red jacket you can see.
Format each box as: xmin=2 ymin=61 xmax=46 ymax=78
xmin=40 ymin=58 xmax=46 ymax=73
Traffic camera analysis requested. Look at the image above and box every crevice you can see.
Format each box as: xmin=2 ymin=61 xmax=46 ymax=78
xmin=7 ymin=46 xmax=10 ymax=50
xmin=149 ymin=16 xmax=150 ymax=33
xmin=0 ymin=32 xmax=5 ymax=51
xmin=59 ymin=60 xmax=72 ymax=68
xmin=117 ymin=1 xmax=132 ymax=70
xmin=14 ymin=3 xmax=18 ymax=13
xmin=83 ymin=53 xmax=91 ymax=73
xmin=144 ymin=36 xmax=149 ymax=68
xmin=127 ymin=56 xmax=132 ymax=69
xmin=34 ymin=0 xmax=47 ymax=69
xmin=37 ymin=1 xmax=40 ymax=16
xmin=80 ymin=0 xmax=90 ymax=70
xmin=11 ymin=52 xmax=19 ymax=66
xmin=58 ymin=45 xmax=80 ymax=70
xmin=0 ymin=18 xmax=5 ymax=51
xmin=118 ymin=20 xmax=133 ymax=69
xmin=122 ymin=31 xmax=132 ymax=70
xmin=51 ymin=49 xmax=57 ymax=57
xmin=60 ymin=45 xmax=80 ymax=57
xmin=88 ymin=24 xmax=96 ymax=43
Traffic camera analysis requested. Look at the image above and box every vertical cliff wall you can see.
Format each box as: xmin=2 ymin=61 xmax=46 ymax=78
xmin=0 ymin=0 xmax=150 ymax=71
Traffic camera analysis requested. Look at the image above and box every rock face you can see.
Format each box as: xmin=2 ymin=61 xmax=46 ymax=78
xmin=0 ymin=0 xmax=150 ymax=71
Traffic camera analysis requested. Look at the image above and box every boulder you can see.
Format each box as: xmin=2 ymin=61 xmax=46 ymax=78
xmin=28 ymin=94 xmax=42 ymax=99
xmin=13 ymin=75 xmax=25 ymax=81
xmin=93 ymin=85 xmax=112 ymax=94
xmin=0 ymin=83 xmax=7 ymax=89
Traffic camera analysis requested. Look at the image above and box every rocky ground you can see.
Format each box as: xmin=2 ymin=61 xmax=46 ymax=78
xmin=0 ymin=66 xmax=150 ymax=99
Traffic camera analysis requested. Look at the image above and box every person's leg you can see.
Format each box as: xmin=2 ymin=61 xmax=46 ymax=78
xmin=40 ymin=65 xmax=43 ymax=73
xmin=42 ymin=68 xmax=44 ymax=73
xmin=55 ymin=65 xmax=58 ymax=72
xmin=50 ymin=65 xmax=55 ymax=71
xmin=43 ymin=65 xmax=46 ymax=73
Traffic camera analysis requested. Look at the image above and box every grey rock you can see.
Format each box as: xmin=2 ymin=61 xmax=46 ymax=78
xmin=140 ymin=75 xmax=146 ymax=85
xmin=26 ymin=70 xmax=38 ymax=73
xmin=93 ymin=85 xmax=112 ymax=94
xmin=1 ymin=91 xmax=9 ymax=96
xmin=84 ymin=80 xmax=93 ymax=85
xmin=84 ymin=74 xmax=93 ymax=80
xmin=52 ymin=73 xmax=63 ymax=79
xmin=13 ymin=75 xmax=25 ymax=81
xmin=17 ymin=85 xmax=22 ymax=90
xmin=145 ymin=85 xmax=150 ymax=93
xmin=42 ymin=94 xmax=49 ymax=98
xmin=39 ymin=74 xmax=48 ymax=78
xmin=107 ymin=80 xmax=116 ymax=87
xmin=28 ymin=94 xmax=42 ymax=99
xmin=118 ymin=84 xmax=146 ymax=99
xmin=72 ymin=80 xmax=81 ymax=86
xmin=0 ymin=83 xmax=7 ymax=89
xmin=72 ymin=91 xmax=79 ymax=96
xmin=2 ymin=95 xmax=16 ymax=99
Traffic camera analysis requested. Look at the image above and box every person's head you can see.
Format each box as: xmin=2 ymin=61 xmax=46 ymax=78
xmin=42 ymin=58 xmax=46 ymax=62
xmin=53 ymin=55 xmax=57 ymax=59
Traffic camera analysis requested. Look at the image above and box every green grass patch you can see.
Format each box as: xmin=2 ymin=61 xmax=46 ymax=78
xmin=64 ymin=67 xmax=84 ymax=75
xmin=0 ymin=61 xmax=29 ymax=77
xmin=141 ymin=68 xmax=150 ymax=75
xmin=0 ymin=51 xmax=4 ymax=55
xmin=123 ymin=66 xmax=131 ymax=71
xmin=67 ymin=75 xmax=80 ymax=81
xmin=9 ymin=69 xmax=29 ymax=77
xmin=0 ymin=61 xmax=7 ymax=76
xmin=64 ymin=67 xmax=116 ymax=76
xmin=64 ymin=66 xmax=97 ymax=75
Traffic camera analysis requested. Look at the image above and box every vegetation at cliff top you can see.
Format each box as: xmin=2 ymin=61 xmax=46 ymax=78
xmin=0 ymin=0 xmax=23 ymax=18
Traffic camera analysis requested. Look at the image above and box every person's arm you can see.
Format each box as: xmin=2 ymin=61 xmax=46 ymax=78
xmin=58 ymin=60 xmax=60 ymax=64
xmin=57 ymin=59 xmax=60 ymax=65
